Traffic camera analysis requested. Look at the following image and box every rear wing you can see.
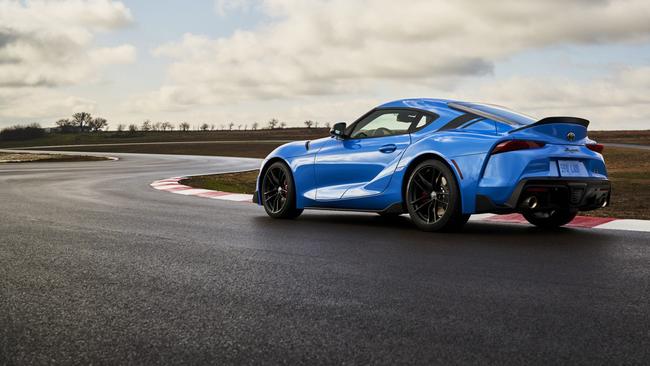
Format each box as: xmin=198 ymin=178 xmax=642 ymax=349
xmin=508 ymin=117 xmax=590 ymax=134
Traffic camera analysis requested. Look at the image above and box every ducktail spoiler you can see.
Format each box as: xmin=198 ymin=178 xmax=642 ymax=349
xmin=509 ymin=116 xmax=590 ymax=134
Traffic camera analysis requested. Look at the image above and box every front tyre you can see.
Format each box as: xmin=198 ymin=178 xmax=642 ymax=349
xmin=406 ymin=159 xmax=466 ymax=232
xmin=522 ymin=209 xmax=577 ymax=228
xmin=261 ymin=162 xmax=303 ymax=219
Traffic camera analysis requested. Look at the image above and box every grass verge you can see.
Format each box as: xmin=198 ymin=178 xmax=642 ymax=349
xmin=582 ymin=147 xmax=650 ymax=220
xmin=183 ymin=147 xmax=649 ymax=220
xmin=180 ymin=170 xmax=259 ymax=194
xmin=0 ymin=152 xmax=108 ymax=163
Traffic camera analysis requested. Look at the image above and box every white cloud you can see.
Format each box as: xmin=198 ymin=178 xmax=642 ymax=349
xmin=455 ymin=66 xmax=650 ymax=130
xmin=131 ymin=0 xmax=650 ymax=129
xmin=0 ymin=0 xmax=134 ymax=120
xmin=0 ymin=87 xmax=97 ymax=120
xmin=0 ymin=0 xmax=135 ymax=87
xmin=89 ymin=44 xmax=136 ymax=65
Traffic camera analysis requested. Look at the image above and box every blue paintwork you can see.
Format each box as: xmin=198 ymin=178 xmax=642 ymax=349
xmin=255 ymin=99 xmax=609 ymax=214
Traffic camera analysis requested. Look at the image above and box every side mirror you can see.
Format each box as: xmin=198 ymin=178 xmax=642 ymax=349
xmin=330 ymin=122 xmax=347 ymax=139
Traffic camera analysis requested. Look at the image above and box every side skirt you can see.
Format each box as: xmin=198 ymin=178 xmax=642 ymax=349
xmin=303 ymin=202 xmax=404 ymax=214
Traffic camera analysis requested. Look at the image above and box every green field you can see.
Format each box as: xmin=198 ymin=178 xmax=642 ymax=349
xmin=589 ymin=130 xmax=650 ymax=145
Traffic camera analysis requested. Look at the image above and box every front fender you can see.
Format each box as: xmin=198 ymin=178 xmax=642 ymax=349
xmin=257 ymin=137 xmax=331 ymax=208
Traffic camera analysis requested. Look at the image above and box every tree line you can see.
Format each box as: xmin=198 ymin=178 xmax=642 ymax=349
xmin=117 ymin=118 xmax=329 ymax=132
xmin=1 ymin=112 xmax=330 ymax=141
xmin=56 ymin=112 xmax=108 ymax=133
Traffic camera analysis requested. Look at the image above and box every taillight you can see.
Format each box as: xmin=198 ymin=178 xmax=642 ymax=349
xmin=492 ymin=140 xmax=545 ymax=154
xmin=586 ymin=143 xmax=604 ymax=154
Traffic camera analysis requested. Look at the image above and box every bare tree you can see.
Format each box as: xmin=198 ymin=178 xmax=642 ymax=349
xmin=280 ymin=121 xmax=286 ymax=129
xmin=141 ymin=120 xmax=152 ymax=132
xmin=200 ymin=123 xmax=209 ymax=131
xmin=88 ymin=117 xmax=108 ymax=132
xmin=268 ymin=118 xmax=279 ymax=129
xmin=220 ymin=124 xmax=225 ymax=130
xmin=252 ymin=122 xmax=258 ymax=130
xmin=315 ymin=121 xmax=319 ymax=128
xmin=211 ymin=124 xmax=216 ymax=131
xmin=180 ymin=122 xmax=191 ymax=132
xmin=117 ymin=124 xmax=125 ymax=132
xmin=228 ymin=122 xmax=235 ymax=131
xmin=153 ymin=122 xmax=162 ymax=131
xmin=325 ymin=122 xmax=331 ymax=129
xmin=160 ymin=122 xmax=172 ymax=131
xmin=72 ymin=112 xmax=92 ymax=132
xmin=128 ymin=124 xmax=138 ymax=133
xmin=55 ymin=118 xmax=76 ymax=133
xmin=304 ymin=120 xmax=314 ymax=128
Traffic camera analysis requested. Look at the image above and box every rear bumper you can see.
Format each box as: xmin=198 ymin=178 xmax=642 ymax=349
xmin=476 ymin=178 xmax=611 ymax=214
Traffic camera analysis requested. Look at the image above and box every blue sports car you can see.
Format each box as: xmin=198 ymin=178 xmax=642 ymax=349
xmin=253 ymin=99 xmax=610 ymax=231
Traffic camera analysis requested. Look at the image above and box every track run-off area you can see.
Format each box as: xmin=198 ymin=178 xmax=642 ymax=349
xmin=1 ymin=150 xmax=649 ymax=364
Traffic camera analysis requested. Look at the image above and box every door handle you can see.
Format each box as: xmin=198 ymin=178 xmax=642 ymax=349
xmin=379 ymin=144 xmax=397 ymax=153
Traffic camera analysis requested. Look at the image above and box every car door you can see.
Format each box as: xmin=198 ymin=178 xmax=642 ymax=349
xmin=314 ymin=109 xmax=418 ymax=201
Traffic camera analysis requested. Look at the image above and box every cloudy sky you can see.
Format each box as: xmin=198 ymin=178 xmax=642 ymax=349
xmin=1 ymin=0 xmax=649 ymax=130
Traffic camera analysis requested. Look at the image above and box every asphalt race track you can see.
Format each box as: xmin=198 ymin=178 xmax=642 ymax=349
xmin=1 ymin=152 xmax=649 ymax=365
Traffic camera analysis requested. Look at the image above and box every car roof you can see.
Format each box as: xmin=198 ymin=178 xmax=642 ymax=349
xmin=376 ymin=98 xmax=462 ymax=115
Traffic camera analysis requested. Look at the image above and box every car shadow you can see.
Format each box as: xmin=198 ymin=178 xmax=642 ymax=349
xmin=251 ymin=211 xmax=614 ymax=242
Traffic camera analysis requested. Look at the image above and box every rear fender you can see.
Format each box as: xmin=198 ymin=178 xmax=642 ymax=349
xmin=395 ymin=131 xmax=496 ymax=214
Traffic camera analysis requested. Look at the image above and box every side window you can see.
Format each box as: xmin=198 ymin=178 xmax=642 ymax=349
xmin=349 ymin=110 xmax=418 ymax=139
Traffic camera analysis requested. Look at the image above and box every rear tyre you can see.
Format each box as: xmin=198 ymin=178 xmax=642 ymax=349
xmin=261 ymin=162 xmax=303 ymax=219
xmin=405 ymin=159 xmax=466 ymax=232
xmin=522 ymin=209 xmax=577 ymax=228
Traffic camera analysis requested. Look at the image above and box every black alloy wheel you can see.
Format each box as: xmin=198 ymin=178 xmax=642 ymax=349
xmin=261 ymin=162 xmax=303 ymax=219
xmin=406 ymin=159 xmax=468 ymax=231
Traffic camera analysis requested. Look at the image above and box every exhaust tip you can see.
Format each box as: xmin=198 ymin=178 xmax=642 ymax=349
xmin=600 ymin=197 xmax=608 ymax=208
xmin=523 ymin=196 xmax=538 ymax=210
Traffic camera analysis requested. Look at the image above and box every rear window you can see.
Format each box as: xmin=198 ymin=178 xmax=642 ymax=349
xmin=451 ymin=102 xmax=537 ymax=126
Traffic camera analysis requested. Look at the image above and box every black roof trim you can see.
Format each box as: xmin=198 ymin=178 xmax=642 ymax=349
xmin=438 ymin=113 xmax=480 ymax=131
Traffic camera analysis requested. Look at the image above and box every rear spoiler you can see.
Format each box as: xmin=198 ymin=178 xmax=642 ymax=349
xmin=509 ymin=116 xmax=589 ymax=134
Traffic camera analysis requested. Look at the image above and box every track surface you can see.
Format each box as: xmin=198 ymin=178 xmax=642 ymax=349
xmin=1 ymin=152 xmax=649 ymax=365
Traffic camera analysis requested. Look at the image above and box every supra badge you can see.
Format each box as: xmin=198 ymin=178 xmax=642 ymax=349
xmin=567 ymin=132 xmax=576 ymax=141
